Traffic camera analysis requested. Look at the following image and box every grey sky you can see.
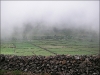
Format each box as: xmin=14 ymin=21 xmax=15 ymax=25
xmin=1 ymin=1 xmax=99 ymax=38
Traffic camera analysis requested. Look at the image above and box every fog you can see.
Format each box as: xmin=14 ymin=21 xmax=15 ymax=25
xmin=1 ymin=1 xmax=99 ymax=40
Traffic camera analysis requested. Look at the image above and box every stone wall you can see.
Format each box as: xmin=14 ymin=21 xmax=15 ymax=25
xmin=0 ymin=54 xmax=100 ymax=75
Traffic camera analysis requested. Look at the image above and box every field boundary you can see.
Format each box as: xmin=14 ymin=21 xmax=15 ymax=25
xmin=29 ymin=42 xmax=57 ymax=55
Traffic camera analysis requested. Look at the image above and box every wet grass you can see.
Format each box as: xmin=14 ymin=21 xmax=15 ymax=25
xmin=1 ymin=48 xmax=15 ymax=55
xmin=0 ymin=70 xmax=22 ymax=75
xmin=1 ymin=39 xmax=99 ymax=56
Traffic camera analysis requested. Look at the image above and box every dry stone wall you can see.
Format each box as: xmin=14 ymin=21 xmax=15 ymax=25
xmin=0 ymin=54 xmax=100 ymax=75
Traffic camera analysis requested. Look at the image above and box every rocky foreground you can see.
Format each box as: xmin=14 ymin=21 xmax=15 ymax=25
xmin=0 ymin=54 xmax=100 ymax=75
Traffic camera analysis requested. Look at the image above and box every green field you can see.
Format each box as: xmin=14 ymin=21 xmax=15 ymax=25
xmin=1 ymin=39 xmax=99 ymax=56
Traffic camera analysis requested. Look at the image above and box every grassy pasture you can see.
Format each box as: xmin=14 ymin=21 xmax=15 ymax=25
xmin=1 ymin=48 xmax=15 ymax=55
xmin=0 ymin=39 xmax=99 ymax=56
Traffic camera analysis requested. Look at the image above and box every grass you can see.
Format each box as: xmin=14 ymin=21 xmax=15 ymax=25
xmin=35 ymin=50 xmax=54 ymax=56
xmin=1 ymin=48 xmax=15 ymax=55
xmin=0 ymin=70 xmax=27 ymax=75
xmin=1 ymin=39 xmax=99 ymax=56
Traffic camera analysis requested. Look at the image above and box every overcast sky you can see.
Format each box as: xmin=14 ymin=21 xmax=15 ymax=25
xmin=1 ymin=1 xmax=99 ymax=38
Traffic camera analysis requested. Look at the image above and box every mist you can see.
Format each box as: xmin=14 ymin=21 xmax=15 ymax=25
xmin=1 ymin=1 xmax=99 ymax=40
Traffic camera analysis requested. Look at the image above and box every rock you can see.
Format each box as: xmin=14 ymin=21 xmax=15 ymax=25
xmin=0 ymin=54 xmax=100 ymax=75
xmin=0 ymin=55 xmax=5 ymax=62
xmin=75 ymin=55 xmax=80 ymax=60
xmin=92 ymin=73 xmax=98 ymax=75
xmin=24 ymin=69 xmax=27 ymax=72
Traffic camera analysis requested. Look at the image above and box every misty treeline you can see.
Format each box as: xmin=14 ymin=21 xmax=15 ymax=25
xmin=2 ymin=22 xmax=99 ymax=42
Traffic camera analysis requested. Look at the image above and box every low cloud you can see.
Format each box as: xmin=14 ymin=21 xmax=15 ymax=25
xmin=1 ymin=1 xmax=99 ymax=39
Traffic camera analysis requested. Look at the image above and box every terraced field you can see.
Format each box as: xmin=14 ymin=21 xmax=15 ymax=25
xmin=1 ymin=39 xmax=99 ymax=56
